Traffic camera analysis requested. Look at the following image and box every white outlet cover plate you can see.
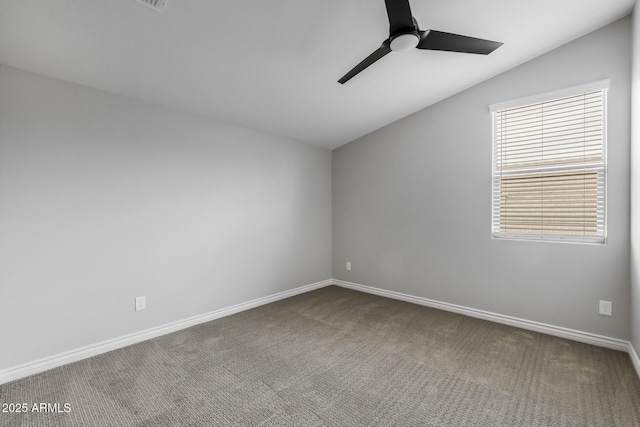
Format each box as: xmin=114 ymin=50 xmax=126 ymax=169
xmin=135 ymin=296 xmax=146 ymax=311
xmin=598 ymin=300 xmax=612 ymax=316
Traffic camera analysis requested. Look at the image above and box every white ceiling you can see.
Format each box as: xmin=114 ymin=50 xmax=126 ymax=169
xmin=0 ymin=0 xmax=634 ymax=149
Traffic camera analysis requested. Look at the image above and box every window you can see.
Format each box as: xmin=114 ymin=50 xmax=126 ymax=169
xmin=490 ymin=81 xmax=608 ymax=244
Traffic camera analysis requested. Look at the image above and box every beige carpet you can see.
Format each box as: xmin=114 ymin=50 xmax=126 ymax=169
xmin=1 ymin=285 xmax=639 ymax=426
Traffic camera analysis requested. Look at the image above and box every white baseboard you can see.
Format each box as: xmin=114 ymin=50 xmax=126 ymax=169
xmin=630 ymin=342 xmax=640 ymax=380
xmin=0 ymin=279 xmax=333 ymax=385
xmin=3 ymin=278 xmax=637 ymax=385
xmin=333 ymin=279 xmax=630 ymax=352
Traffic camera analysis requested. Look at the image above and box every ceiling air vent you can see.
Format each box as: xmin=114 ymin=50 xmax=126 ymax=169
xmin=134 ymin=0 xmax=167 ymax=13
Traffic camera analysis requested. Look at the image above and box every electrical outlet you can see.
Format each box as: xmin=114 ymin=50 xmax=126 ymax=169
xmin=135 ymin=296 xmax=146 ymax=312
xmin=599 ymin=300 xmax=612 ymax=316
xmin=346 ymin=261 xmax=351 ymax=271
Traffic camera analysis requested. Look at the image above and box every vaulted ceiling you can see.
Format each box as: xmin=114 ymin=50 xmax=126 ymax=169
xmin=0 ymin=0 xmax=634 ymax=149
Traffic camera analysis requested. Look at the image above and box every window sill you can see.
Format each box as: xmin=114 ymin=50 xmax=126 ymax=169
xmin=491 ymin=233 xmax=606 ymax=245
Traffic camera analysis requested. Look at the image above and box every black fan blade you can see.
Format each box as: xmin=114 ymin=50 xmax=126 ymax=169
xmin=338 ymin=43 xmax=392 ymax=84
xmin=418 ymin=30 xmax=503 ymax=54
xmin=385 ymin=0 xmax=416 ymax=34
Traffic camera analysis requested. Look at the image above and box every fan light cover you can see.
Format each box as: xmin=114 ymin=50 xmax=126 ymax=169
xmin=390 ymin=34 xmax=419 ymax=52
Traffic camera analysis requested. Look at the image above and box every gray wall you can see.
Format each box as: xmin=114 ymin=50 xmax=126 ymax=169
xmin=333 ymin=18 xmax=631 ymax=339
xmin=0 ymin=65 xmax=332 ymax=371
xmin=631 ymin=7 xmax=640 ymax=354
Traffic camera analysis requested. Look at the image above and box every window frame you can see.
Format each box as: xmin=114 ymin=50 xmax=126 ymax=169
xmin=489 ymin=80 xmax=609 ymax=245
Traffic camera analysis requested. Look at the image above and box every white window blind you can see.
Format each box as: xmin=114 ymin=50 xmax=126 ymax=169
xmin=491 ymin=84 xmax=607 ymax=243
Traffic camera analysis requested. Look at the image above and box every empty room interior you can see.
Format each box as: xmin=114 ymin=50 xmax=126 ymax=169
xmin=2 ymin=0 xmax=640 ymax=425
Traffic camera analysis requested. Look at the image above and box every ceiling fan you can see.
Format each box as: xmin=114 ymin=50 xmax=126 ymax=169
xmin=338 ymin=0 xmax=503 ymax=84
